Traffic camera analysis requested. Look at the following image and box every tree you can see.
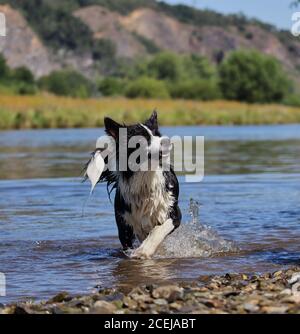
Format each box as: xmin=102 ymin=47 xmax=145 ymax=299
xmin=98 ymin=77 xmax=125 ymax=96
xmin=219 ymin=50 xmax=291 ymax=103
xmin=125 ymin=77 xmax=169 ymax=99
xmin=92 ymin=39 xmax=116 ymax=60
xmin=169 ymin=79 xmax=220 ymax=100
xmin=0 ymin=54 xmax=10 ymax=79
xmin=146 ymin=52 xmax=182 ymax=81
xmin=181 ymin=54 xmax=216 ymax=80
xmin=13 ymin=67 xmax=35 ymax=84
xmin=38 ymin=70 xmax=93 ymax=98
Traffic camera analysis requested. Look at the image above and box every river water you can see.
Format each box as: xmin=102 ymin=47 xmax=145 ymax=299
xmin=0 ymin=125 xmax=299 ymax=303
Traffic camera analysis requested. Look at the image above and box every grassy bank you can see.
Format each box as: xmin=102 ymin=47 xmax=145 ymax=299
xmin=1 ymin=95 xmax=300 ymax=129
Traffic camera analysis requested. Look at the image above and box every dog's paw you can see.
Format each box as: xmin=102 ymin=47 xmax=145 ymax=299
xmin=130 ymin=247 xmax=152 ymax=259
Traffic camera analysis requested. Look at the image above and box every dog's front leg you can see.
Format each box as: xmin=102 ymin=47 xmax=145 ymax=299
xmin=131 ymin=219 xmax=174 ymax=259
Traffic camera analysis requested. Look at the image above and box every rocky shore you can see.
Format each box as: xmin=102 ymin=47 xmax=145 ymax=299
xmin=2 ymin=267 xmax=300 ymax=314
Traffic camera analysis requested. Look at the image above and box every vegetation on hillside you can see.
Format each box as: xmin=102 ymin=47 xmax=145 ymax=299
xmin=219 ymin=50 xmax=291 ymax=103
xmin=0 ymin=49 xmax=296 ymax=105
xmin=38 ymin=70 xmax=95 ymax=98
xmin=97 ymin=50 xmax=293 ymax=103
xmin=96 ymin=52 xmax=220 ymax=100
xmin=0 ymin=55 xmax=37 ymax=95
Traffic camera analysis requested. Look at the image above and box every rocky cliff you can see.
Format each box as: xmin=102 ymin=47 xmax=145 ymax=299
xmin=0 ymin=5 xmax=57 ymax=77
xmin=0 ymin=2 xmax=299 ymax=78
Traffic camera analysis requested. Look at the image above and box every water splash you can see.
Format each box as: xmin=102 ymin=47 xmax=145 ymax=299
xmin=159 ymin=198 xmax=238 ymax=258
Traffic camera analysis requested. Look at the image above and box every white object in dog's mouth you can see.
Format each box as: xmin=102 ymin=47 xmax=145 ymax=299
xmin=86 ymin=151 xmax=105 ymax=193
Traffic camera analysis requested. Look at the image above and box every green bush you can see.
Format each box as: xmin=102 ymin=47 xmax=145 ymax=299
xmin=16 ymin=83 xmax=37 ymax=95
xmin=219 ymin=50 xmax=291 ymax=103
xmin=0 ymin=54 xmax=10 ymax=79
xmin=39 ymin=70 xmax=93 ymax=98
xmin=98 ymin=77 xmax=125 ymax=96
xmin=283 ymin=94 xmax=300 ymax=107
xmin=131 ymin=52 xmax=217 ymax=85
xmin=92 ymin=39 xmax=116 ymax=60
xmin=169 ymin=80 xmax=221 ymax=100
xmin=146 ymin=52 xmax=182 ymax=81
xmin=11 ymin=67 xmax=37 ymax=94
xmin=0 ymin=55 xmax=37 ymax=94
xmin=181 ymin=54 xmax=216 ymax=81
xmin=12 ymin=67 xmax=35 ymax=85
xmin=125 ymin=78 xmax=169 ymax=99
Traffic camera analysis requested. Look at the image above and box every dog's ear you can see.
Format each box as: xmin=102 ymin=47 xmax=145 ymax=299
xmin=104 ymin=117 xmax=121 ymax=139
xmin=145 ymin=110 xmax=158 ymax=130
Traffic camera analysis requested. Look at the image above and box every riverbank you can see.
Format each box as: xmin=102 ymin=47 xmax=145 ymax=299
xmin=2 ymin=267 xmax=300 ymax=314
xmin=1 ymin=95 xmax=300 ymax=129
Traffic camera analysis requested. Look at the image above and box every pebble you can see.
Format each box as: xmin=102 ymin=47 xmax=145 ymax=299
xmin=288 ymin=272 xmax=300 ymax=285
xmin=273 ymin=271 xmax=283 ymax=277
xmin=243 ymin=302 xmax=259 ymax=313
xmin=154 ymin=299 xmax=168 ymax=306
xmin=169 ymin=302 xmax=182 ymax=310
xmin=90 ymin=301 xmax=117 ymax=314
xmin=291 ymin=282 xmax=300 ymax=294
xmin=262 ymin=306 xmax=289 ymax=314
xmin=123 ymin=297 xmax=138 ymax=310
xmin=280 ymin=289 xmax=292 ymax=296
xmin=48 ymin=292 xmax=71 ymax=304
xmin=152 ymin=285 xmax=184 ymax=302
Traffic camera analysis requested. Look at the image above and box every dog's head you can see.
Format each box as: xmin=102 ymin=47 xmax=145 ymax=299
xmin=104 ymin=110 xmax=160 ymax=143
xmin=104 ymin=110 xmax=171 ymax=173
xmin=85 ymin=111 xmax=171 ymax=192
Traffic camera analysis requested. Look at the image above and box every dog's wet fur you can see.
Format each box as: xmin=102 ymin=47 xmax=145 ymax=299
xmin=85 ymin=111 xmax=181 ymax=258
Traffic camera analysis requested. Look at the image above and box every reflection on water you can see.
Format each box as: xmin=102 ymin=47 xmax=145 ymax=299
xmin=0 ymin=125 xmax=300 ymax=303
xmin=0 ymin=125 xmax=300 ymax=179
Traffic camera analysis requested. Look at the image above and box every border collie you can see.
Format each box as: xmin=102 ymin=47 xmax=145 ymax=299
xmin=85 ymin=111 xmax=181 ymax=259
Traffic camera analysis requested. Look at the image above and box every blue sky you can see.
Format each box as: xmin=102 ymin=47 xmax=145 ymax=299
xmin=163 ymin=0 xmax=296 ymax=30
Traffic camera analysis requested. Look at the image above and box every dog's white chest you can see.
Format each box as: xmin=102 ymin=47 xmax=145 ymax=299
xmin=119 ymin=171 xmax=174 ymax=241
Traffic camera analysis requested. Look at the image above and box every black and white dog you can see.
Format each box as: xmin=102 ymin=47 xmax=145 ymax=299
xmin=85 ymin=111 xmax=181 ymax=259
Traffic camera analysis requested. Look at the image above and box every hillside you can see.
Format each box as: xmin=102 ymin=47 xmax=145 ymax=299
xmin=0 ymin=0 xmax=299 ymax=79
xmin=0 ymin=4 xmax=57 ymax=77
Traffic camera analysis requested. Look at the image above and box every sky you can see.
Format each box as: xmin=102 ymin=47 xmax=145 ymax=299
xmin=164 ymin=0 xmax=297 ymax=30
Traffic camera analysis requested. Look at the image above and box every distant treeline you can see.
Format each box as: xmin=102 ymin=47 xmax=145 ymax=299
xmin=0 ymin=50 xmax=298 ymax=105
